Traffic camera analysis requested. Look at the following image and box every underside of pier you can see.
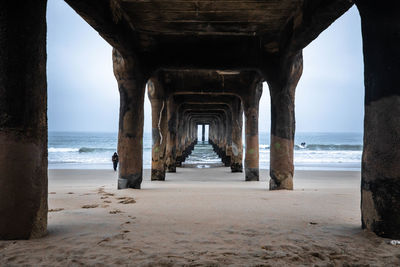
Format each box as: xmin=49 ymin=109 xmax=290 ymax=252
xmin=1 ymin=0 xmax=399 ymax=240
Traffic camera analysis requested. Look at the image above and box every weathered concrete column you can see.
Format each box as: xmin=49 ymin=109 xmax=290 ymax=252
xmin=242 ymin=82 xmax=262 ymax=181
xmin=0 ymin=1 xmax=48 ymax=239
xmin=175 ymin=106 xmax=185 ymax=167
xmin=166 ymin=95 xmax=177 ymax=172
xmin=196 ymin=123 xmax=201 ymax=141
xmin=202 ymin=124 xmax=205 ymax=141
xmin=113 ymin=49 xmax=146 ymax=189
xmin=148 ymin=79 xmax=167 ymax=181
xmin=231 ymin=97 xmax=243 ymax=172
xmin=266 ymin=52 xmax=303 ymax=190
xmin=356 ymin=0 xmax=400 ymax=238
xmin=224 ymin=109 xmax=233 ymax=167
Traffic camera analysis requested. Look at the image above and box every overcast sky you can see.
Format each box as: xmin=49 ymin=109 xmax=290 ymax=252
xmin=47 ymin=1 xmax=364 ymax=133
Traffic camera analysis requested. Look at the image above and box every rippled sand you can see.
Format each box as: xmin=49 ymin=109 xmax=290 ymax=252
xmin=1 ymin=168 xmax=399 ymax=266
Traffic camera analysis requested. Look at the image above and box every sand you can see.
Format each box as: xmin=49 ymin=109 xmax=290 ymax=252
xmin=1 ymin=168 xmax=399 ymax=266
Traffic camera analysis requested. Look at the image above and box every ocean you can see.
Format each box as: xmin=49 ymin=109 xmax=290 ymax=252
xmin=48 ymin=131 xmax=363 ymax=171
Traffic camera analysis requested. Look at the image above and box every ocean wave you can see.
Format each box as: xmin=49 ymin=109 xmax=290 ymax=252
xmin=78 ymin=147 xmax=116 ymax=153
xmin=48 ymin=147 xmax=79 ymax=153
xmin=48 ymin=147 xmax=117 ymax=153
xmin=295 ymin=144 xmax=362 ymax=151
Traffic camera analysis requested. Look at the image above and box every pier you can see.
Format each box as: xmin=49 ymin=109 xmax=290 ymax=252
xmin=0 ymin=0 xmax=399 ymax=241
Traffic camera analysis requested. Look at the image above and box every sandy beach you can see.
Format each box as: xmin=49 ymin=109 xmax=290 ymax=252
xmin=0 ymin=168 xmax=399 ymax=266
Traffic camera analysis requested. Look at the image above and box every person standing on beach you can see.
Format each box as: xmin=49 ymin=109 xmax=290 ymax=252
xmin=112 ymin=152 xmax=119 ymax=171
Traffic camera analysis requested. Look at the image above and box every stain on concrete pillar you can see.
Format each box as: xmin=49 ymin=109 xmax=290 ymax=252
xmin=356 ymin=0 xmax=400 ymax=238
xmin=0 ymin=1 xmax=48 ymax=239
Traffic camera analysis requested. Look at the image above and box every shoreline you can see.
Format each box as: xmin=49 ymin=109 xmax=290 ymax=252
xmin=48 ymin=163 xmax=362 ymax=172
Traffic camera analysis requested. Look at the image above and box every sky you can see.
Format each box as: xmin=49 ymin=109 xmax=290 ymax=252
xmin=47 ymin=1 xmax=364 ymax=133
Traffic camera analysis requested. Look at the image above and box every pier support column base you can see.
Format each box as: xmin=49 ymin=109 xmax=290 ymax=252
xmin=231 ymin=163 xmax=243 ymax=173
xmin=167 ymin=165 xmax=176 ymax=173
xmin=151 ymin=170 xmax=165 ymax=181
xmin=245 ymin=168 xmax=259 ymax=181
xmin=224 ymin=156 xmax=231 ymax=167
xmin=118 ymin=174 xmax=142 ymax=189
xmin=269 ymin=171 xmax=293 ymax=190
xmin=0 ymin=134 xmax=48 ymax=239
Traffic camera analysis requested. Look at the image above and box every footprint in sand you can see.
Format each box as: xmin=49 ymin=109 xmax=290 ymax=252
xmin=117 ymin=197 xmax=136 ymax=204
xmin=109 ymin=209 xmax=123 ymax=214
xmin=81 ymin=204 xmax=99 ymax=209
xmin=103 ymin=200 xmax=112 ymax=203
xmin=49 ymin=208 xmax=64 ymax=212
xmin=98 ymin=188 xmax=115 ymax=197
xmin=97 ymin=233 xmax=125 ymax=245
xmin=67 ymin=192 xmax=74 ymax=194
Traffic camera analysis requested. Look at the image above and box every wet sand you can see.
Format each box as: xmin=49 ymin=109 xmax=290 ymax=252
xmin=1 ymin=168 xmax=399 ymax=266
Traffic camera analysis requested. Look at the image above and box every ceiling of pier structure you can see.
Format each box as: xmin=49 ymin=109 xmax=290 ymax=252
xmin=121 ymin=0 xmax=298 ymax=35
xmin=66 ymin=0 xmax=353 ymax=71
xmin=160 ymin=69 xmax=258 ymax=96
xmin=119 ymin=0 xmax=353 ymax=57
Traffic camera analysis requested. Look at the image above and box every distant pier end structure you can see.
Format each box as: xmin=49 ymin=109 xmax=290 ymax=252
xmin=1 ymin=0 xmax=399 ymax=239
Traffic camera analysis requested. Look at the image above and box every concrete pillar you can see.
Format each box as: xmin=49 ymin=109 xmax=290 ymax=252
xmin=224 ymin=109 xmax=233 ymax=167
xmin=217 ymin=114 xmax=226 ymax=162
xmin=231 ymin=97 xmax=243 ymax=172
xmin=148 ymin=79 xmax=167 ymax=181
xmin=356 ymin=0 xmax=400 ymax=238
xmin=113 ymin=49 xmax=146 ymax=189
xmin=202 ymin=124 xmax=205 ymax=141
xmin=0 ymin=1 xmax=48 ymax=239
xmin=266 ymin=52 xmax=303 ymax=190
xmin=217 ymin=114 xmax=225 ymax=163
xmin=166 ymin=95 xmax=177 ymax=172
xmin=209 ymin=121 xmax=215 ymax=144
xmin=242 ymin=82 xmax=262 ymax=181
xmin=175 ymin=109 xmax=184 ymax=167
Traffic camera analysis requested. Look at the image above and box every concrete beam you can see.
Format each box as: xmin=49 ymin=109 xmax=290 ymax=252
xmin=65 ymin=0 xmax=141 ymax=59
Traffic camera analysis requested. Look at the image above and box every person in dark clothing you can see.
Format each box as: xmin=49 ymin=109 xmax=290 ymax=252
xmin=112 ymin=152 xmax=119 ymax=171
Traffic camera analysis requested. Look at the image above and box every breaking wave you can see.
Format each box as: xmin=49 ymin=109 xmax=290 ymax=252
xmin=48 ymin=147 xmax=79 ymax=153
xmin=48 ymin=147 xmax=116 ymax=153
xmin=78 ymin=147 xmax=116 ymax=153
xmin=294 ymin=144 xmax=362 ymax=151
